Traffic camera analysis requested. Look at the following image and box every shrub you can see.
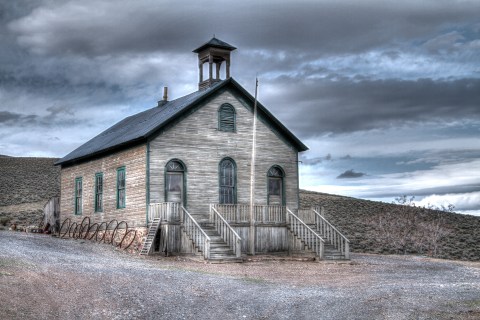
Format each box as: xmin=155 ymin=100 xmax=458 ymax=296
xmin=0 ymin=217 xmax=12 ymax=226
xmin=368 ymin=195 xmax=452 ymax=257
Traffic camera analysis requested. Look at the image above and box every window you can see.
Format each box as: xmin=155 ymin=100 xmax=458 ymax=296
xmin=267 ymin=166 xmax=285 ymax=205
xmin=219 ymin=158 xmax=236 ymax=204
xmin=165 ymin=159 xmax=186 ymax=205
xmin=218 ymin=103 xmax=236 ymax=132
xmin=74 ymin=177 xmax=82 ymax=215
xmin=94 ymin=173 xmax=103 ymax=212
xmin=117 ymin=167 xmax=126 ymax=209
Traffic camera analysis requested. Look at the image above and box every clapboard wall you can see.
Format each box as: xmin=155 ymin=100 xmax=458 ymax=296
xmin=60 ymin=145 xmax=147 ymax=227
xmin=148 ymin=88 xmax=299 ymax=218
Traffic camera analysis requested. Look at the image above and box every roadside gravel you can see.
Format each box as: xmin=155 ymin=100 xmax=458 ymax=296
xmin=1 ymin=231 xmax=479 ymax=320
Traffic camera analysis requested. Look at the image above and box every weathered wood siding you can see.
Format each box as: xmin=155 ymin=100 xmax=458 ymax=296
xmin=60 ymin=145 xmax=147 ymax=227
xmin=230 ymin=226 xmax=310 ymax=253
xmin=43 ymin=196 xmax=60 ymax=233
xmin=149 ymin=89 xmax=299 ymax=217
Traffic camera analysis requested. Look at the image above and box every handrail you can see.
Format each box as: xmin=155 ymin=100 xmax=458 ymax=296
xmin=210 ymin=205 xmax=242 ymax=258
xmin=312 ymin=208 xmax=350 ymax=242
xmin=286 ymin=208 xmax=324 ymax=259
xmin=312 ymin=207 xmax=350 ymax=259
xmin=211 ymin=204 xmax=286 ymax=223
xmin=181 ymin=206 xmax=211 ymax=259
xmin=148 ymin=202 xmax=180 ymax=224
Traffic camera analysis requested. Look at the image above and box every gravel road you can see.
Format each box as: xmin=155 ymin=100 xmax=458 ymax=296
xmin=1 ymin=231 xmax=479 ymax=320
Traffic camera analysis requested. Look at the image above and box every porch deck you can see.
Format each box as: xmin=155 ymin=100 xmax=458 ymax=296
xmin=145 ymin=202 xmax=349 ymax=261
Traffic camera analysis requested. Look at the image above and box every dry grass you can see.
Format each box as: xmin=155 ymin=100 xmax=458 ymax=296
xmin=300 ymin=190 xmax=480 ymax=261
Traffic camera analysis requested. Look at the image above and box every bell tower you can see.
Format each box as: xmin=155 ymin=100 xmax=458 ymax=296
xmin=193 ymin=37 xmax=236 ymax=90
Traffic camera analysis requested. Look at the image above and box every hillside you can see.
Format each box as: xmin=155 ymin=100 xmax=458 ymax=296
xmin=0 ymin=156 xmax=478 ymax=261
xmin=300 ymin=190 xmax=480 ymax=261
xmin=0 ymin=157 xmax=60 ymax=227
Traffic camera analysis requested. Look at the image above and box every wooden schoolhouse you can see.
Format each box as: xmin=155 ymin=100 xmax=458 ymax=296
xmin=56 ymin=38 xmax=349 ymax=262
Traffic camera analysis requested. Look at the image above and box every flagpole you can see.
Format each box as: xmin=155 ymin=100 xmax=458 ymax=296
xmin=249 ymin=77 xmax=258 ymax=255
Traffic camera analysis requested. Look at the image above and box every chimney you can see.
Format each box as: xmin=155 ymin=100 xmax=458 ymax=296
xmin=163 ymin=86 xmax=168 ymax=101
xmin=157 ymin=86 xmax=168 ymax=107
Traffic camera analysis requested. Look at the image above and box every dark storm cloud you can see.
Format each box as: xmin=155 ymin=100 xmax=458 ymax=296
xmin=0 ymin=106 xmax=77 ymax=128
xmin=337 ymin=169 xmax=366 ymax=179
xmin=0 ymin=111 xmax=37 ymax=124
xmin=7 ymin=0 xmax=480 ymax=57
xmin=268 ymin=77 xmax=480 ymax=137
xmin=301 ymin=153 xmax=337 ymax=165
xmin=0 ymin=66 xmax=139 ymax=111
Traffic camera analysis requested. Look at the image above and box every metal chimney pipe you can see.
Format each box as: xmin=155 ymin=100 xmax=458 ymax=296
xmin=158 ymin=87 xmax=169 ymax=107
xmin=163 ymin=87 xmax=168 ymax=101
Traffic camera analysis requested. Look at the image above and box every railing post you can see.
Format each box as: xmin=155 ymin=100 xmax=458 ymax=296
xmin=147 ymin=204 xmax=150 ymax=224
xmin=236 ymin=238 xmax=241 ymax=258
xmin=205 ymin=238 xmax=210 ymax=259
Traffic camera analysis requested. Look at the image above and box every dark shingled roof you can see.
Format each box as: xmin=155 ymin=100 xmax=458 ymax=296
xmin=193 ymin=37 xmax=237 ymax=53
xmin=56 ymin=78 xmax=308 ymax=166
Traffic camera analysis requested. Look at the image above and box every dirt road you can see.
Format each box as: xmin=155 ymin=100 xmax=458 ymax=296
xmin=1 ymin=231 xmax=479 ymax=319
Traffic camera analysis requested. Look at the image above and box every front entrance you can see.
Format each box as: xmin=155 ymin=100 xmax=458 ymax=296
xmin=165 ymin=159 xmax=185 ymax=205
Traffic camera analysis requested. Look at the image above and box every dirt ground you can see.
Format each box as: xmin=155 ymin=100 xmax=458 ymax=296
xmin=1 ymin=231 xmax=479 ymax=320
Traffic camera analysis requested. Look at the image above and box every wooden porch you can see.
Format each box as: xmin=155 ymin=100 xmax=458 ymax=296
xmin=142 ymin=202 xmax=349 ymax=262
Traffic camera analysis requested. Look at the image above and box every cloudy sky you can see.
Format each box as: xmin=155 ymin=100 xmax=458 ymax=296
xmin=1 ymin=0 xmax=479 ymax=215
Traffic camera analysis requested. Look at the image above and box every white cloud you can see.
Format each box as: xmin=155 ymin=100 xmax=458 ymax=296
xmin=416 ymin=191 xmax=480 ymax=212
xmin=301 ymin=158 xmax=480 ymax=200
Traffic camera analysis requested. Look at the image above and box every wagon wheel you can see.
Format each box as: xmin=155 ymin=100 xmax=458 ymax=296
xmin=79 ymin=217 xmax=91 ymax=239
xmin=120 ymin=229 xmax=137 ymax=250
xmin=87 ymin=223 xmax=99 ymax=241
xmin=112 ymin=221 xmax=128 ymax=247
xmin=68 ymin=222 xmax=78 ymax=238
xmin=59 ymin=218 xmax=71 ymax=238
xmin=95 ymin=222 xmax=108 ymax=242
xmin=105 ymin=219 xmax=118 ymax=244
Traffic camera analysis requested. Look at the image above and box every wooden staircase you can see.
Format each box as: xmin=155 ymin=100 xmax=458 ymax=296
xmin=287 ymin=208 xmax=350 ymax=260
xmin=297 ymin=233 xmax=347 ymax=260
xmin=199 ymin=222 xmax=242 ymax=263
xmin=140 ymin=218 xmax=161 ymax=256
xmin=310 ymin=207 xmax=350 ymax=260
xmin=323 ymin=244 xmax=346 ymax=260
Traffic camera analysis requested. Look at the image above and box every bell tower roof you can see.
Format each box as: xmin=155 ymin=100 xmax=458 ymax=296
xmin=193 ymin=37 xmax=236 ymax=53
xmin=194 ymin=37 xmax=236 ymax=90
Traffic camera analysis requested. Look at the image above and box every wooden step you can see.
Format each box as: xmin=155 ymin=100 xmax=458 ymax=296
xmin=207 ymin=257 xmax=243 ymax=264
xmin=182 ymin=216 xmax=239 ymax=262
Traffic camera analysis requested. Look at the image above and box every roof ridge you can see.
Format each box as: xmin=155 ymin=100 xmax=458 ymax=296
xmin=56 ymin=77 xmax=307 ymax=166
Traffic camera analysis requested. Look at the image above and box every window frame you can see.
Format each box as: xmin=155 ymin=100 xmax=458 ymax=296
xmin=116 ymin=166 xmax=126 ymax=209
xmin=219 ymin=157 xmax=237 ymax=204
xmin=74 ymin=177 xmax=83 ymax=215
xmin=94 ymin=172 xmax=103 ymax=213
xmin=267 ymin=165 xmax=285 ymax=206
xmin=218 ymin=103 xmax=236 ymax=132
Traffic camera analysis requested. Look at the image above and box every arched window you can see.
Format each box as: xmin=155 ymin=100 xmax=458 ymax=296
xmin=267 ymin=165 xmax=285 ymax=206
xmin=219 ymin=158 xmax=236 ymax=204
xmin=218 ymin=103 xmax=236 ymax=132
xmin=165 ymin=159 xmax=186 ymax=205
